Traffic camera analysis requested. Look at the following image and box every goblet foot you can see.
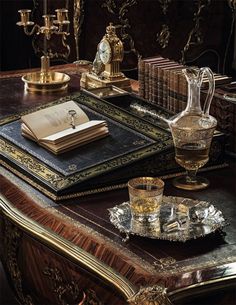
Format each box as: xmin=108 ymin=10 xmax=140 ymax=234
xmin=173 ymin=175 xmax=209 ymax=190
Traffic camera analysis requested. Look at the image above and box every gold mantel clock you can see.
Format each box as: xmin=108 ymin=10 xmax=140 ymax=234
xmin=80 ymin=23 xmax=131 ymax=91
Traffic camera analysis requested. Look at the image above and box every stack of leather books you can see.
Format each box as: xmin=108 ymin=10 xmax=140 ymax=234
xmin=138 ymin=55 xmax=232 ymax=114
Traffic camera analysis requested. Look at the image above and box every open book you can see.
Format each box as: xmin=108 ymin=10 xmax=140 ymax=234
xmin=21 ymin=100 xmax=109 ymax=154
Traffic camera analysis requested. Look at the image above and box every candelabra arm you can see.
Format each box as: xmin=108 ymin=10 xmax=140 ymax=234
xmin=54 ymin=29 xmax=70 ymax=37
xmin=53 ymin=30 xmax=71 ymax=55
xmin=23 ymin=24 xmax=41 ymax=36
xmin=58 ymin=23 xmax=70 ymax=33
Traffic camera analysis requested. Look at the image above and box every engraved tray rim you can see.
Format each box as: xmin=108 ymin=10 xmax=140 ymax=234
xmin=108 ymin=196 xmax=226 ymax=242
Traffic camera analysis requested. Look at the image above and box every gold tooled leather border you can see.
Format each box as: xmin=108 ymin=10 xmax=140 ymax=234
xmin=0 ymin=137 xmax=166 ymax=191
xmin=0 ymin=92 xmax=173 ymax=199
xmin=0 ymin=160 xmax=127 ymax=201
xmin=73 ymin=92 xmax=172 ymax=141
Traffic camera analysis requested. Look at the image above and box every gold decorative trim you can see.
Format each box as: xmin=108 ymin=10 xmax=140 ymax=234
xmin=2 ymin=219 xmax=34 ymax=304
xmin=0 ymin=137 xmax=164 ymax=190
xmin=0 ymin=159 xmax=228 ymax=202
xmin=181 ymin=0 xmax=211 ymax=64
xmin=153 ymin=257 xmax=177 ymax=271
xmin=101 ymin=0 xmax=140 ymax=67
xmin=158 ymin=0 xmax=172 ymax=15
xmin=169 ymin=274 xmax=236 ymax=302
xmin=0 ymin=195 xmax=137 ymax=300
xmin=0 ymin=166 xmax=236 ymax=305
xmin=157 ymin=24 xmax=170 ymax=49
xmin=0 ymin=159 xmax=127 ymax=201
xmin=159 ymin=254 xmax=236 ymax=276
xmin=128 ymin=285 xmax=172 ymax=305
xmin=43 ymin=266 xmax=103 ymax=304
xmin=1 ymin=166 xmax=159 ymax=278
xmin=73 ymin=0 xmax=85 ymax=60
xmin=75 ymin=92 xmax=171 ymax=141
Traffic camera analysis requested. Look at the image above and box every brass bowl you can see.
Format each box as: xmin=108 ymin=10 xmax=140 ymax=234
xmin=22 ymin=71 xmax=70 ymax=92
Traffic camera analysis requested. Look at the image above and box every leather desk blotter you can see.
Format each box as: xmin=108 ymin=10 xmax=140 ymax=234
xmin=0 ymin=91 xmax=225 ymax=201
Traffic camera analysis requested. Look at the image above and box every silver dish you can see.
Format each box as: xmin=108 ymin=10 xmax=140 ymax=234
xmin=108 ymin=196 xmax=226 ymax=242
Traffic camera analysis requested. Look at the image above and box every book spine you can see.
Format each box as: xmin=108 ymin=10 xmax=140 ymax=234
xmin=149 ymin=63 xmax=154 ymax=102
xmin=157 ymin=67 xmax=165 ymax=108
xmin=144 ymin=62 xmax=150 ymax=100
xmin=169 ymin=69 xmax=175 ymax=113
xmin=154 ymin=61 xmax=168 ymax=106
xmin=173 ymin=70 xmax=181 ymax=114
xmin=162 ymin=65 xmax=179 ymax=111
xmin=171 ymin=67 xmax=184 ymax=113
xmin=165 ymin=69 xmax=171 ymax=111
xmin=151 ymin=64 xmax=158 ymax=104
xmin=163 ymin=68 xmax=170 ymax=110
xmin=138 ymin=58 xmax=145 ymax=98
xmin=147 ymin=56 xmax=166 ymax=101
xmin=178 ymin=71 xmax=188 ymax=112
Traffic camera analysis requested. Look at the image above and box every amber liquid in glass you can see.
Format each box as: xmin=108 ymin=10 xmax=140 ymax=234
xmin=175 ymin=143 xmax=210 ymax=171
xmin=130 ymin=184 xmax=162 ymax=215
xmin=131 ymin=196 xmax=162 ymax=215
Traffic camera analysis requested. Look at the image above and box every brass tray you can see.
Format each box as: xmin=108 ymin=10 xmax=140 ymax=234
xmin=108 ymin=196 xmax=226 ymax=242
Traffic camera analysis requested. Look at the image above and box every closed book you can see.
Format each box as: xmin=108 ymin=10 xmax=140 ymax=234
xmin=138 ymin=58 xmax=145 ymax=98
xmin=178 ymin=71 xmax=188 ymax=111
xmin=151 ymin=59 xmax=172 ymax=105
xmin=169 ymin=66 xmax=185 ymax=113
xmin=156 ymin=60 xmax=177 ymax=106
xmin=162 ymin=63 xmax=180 ymax=110
xmin=144 ymin=56 xmax=165 ymax=100
xmin=148 ymin=56 xmax=167 ymax=101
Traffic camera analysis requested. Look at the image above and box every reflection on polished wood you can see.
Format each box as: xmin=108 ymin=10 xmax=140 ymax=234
xmin=0 ymin=65 xmax=236 ymax=305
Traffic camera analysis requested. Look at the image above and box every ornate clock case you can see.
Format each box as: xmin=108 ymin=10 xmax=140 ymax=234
xmin=80 ymin=23 xmax=131 ymax=92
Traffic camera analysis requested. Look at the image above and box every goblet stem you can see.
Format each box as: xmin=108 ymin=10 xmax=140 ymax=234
xmin=186 ymin=169 xmax=198 ymax=184
xmin=173 ymin=168 xmax=209 ymax=190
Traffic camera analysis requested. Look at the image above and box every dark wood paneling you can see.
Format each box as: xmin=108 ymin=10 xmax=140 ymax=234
xmin=1 ymin=0 xmax=235 ymax=78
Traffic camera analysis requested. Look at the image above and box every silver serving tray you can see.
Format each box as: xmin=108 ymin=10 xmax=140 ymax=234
xmin=108 ymin=196 xmax=226 ymax=242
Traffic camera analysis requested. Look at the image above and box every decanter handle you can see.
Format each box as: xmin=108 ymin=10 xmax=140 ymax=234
xmin=200 ymin=67 xmax=215 ymax=116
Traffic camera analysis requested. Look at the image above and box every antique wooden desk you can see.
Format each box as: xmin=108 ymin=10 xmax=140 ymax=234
xmin=0 ymin=66 xmax=236 ymax=305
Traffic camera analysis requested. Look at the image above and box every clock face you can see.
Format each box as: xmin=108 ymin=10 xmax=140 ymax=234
xmin=98 ymin=40 xmax=112 ymax=64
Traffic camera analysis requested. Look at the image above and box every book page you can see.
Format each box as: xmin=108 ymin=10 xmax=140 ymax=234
xmin=42 ymin=120 xmax=107 ymax=143
xmin=41 ymin=125 xmax=109 ymax=154
xmin=21 ymin=101 xmax=89 ymax=140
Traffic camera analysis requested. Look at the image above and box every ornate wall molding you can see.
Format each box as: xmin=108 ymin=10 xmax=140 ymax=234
xmin=158 ymin=0 xmax=172 ymax=15
xmin=181 ymin=0 xmax=211 ymax=64
xmin=157 ymin=24 xmax=170 ymax=49
xmin=156 ymin=1 xmax=172 ymax=48
xmin=102 ymin=0 xmax=139 ymax=68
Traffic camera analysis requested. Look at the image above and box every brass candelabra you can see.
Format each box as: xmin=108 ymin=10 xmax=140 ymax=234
xmin=17 ymin=8 xmax=70 ymax=92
